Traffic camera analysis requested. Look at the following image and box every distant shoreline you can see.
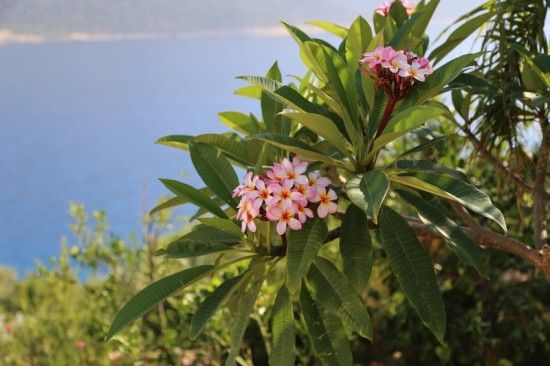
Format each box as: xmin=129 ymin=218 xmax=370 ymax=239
xmin=0 ymin=25 xmax=326 ymax=46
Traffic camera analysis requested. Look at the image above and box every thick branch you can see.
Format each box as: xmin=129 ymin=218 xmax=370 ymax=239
xmin=448 ymin=201 xmax=550 ymax=279
xmin=533 ymin=121 xmax=550 ymax=249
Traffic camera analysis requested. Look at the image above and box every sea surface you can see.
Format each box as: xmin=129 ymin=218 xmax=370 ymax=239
xmin=0 ymin=36 xmax=306 ymax=273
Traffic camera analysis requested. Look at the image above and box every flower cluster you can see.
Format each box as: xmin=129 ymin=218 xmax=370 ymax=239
xmin=360 ymin=46 xmax=432 ymax=99
xmin=233 ymin=158 xmax=337 ymax=235
xmin=375 ymin=0 xmax=416 ymax=17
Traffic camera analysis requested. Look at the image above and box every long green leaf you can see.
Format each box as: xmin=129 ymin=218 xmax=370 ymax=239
xmin=300 ymin=285 xmax=353 ymax=366
xmin=107 ymin=265 xmax=214 ymax=340
xmin=269 ymin=285 xmax=296 ymax=366
xmin=384 ymin=105 xmax=447 ymax=134
xmin=430 ymin=12 xmax=493 ymax=64
xmin=308 ymin=20 xmax=348 ymax=39
xmin=280 ymin=112 xmax=350 ymax=154
xmin=397 ymin=190 xmax=488 ymax=278
xmin=198 ymin=217 xmax=243 ymax=238
xmin=286 ymin=219 xmax=328 ymax=293
xmin=190 ymin=275 xmax=244 ymax=339
xmin=359 ymin=170 xmax=390 ymax=223
xmin=392 ymin=160 xmax=467 ymax=181
xmin=345 ymin=16 xmax=373 ymax=73
xmin=225 ymin=270 xmax=264 ymax=366
xmin=165 ymin=240 xmax=232 ymax=258
xmin=217 ymin=111 xmax=260 ymax=135
xmin=249 ymin=133 xmax=349 ymax=169
xmin=194 ymin=133 xmax=255 ymax=166
xmin=307 ymin=256 xmax=373 ymax=339
xmin=339 ymin=204 xmax=373 ymax=292
xmin=413 ymin=172 xmax=507 ymax=232
xmin=189 ymin=142 xmax=239 ymax=208
xmin=159 ymin=179 xmax=226 ymax=218
xmin=379 ymin=207 xmax=446 ymax=343
xmin=156 ymin=134 xmax=194 ymax=151
xmin=177 ymin=224 xmax=242 ymax=244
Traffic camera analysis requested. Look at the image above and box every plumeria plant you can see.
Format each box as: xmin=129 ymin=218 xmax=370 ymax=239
xmin=108 ymin=0 xmax=509 ymax=364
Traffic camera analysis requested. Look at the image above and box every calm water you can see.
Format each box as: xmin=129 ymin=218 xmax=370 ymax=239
xmin=0 ymin=37 xmax=305 ymax=273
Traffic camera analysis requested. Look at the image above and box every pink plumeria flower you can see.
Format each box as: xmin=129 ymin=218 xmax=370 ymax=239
xmin=246 ymin=179 xmax=273 ymax=205
xmin=241 ymin=209 xmax=258 ymax=233
xmin=294 ymin=202 xmax=314 ymax=224
xmin=266 ymin=164 xmax=286 ymax=184
xmin=382 ymin=52 xmax=409 ymax=73
xmin=267 ymin=180 xmax=304 ymax=209
xmin=375 ymin=0 xmax=391 ymax=16
xmin=281 ymin=157 xmax=308 ymax=186
xmin=400 ymin=0 xmax=416 ymax=16
xmin=234 ymin=172 xmax=258 ymax=198
xmin=360 ymin=46 xmax=386 ymax=68
xmin=400 ymin=61 xmax=430 ymax=81
xmin=311 ymin=188 xmax=338 ymax=218
xmin=237 ymin=197 xmax=261 ymax=221
xmin=266 ymin=206 xmax=302 ymax=235
xmin=417 ymin=56 xmax=433 ymax=73
xmin=306 ymin=172 xmax=331 ymax=200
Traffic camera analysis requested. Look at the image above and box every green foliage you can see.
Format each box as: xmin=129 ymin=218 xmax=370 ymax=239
xmin=100 ymin=1 xmax=547 ymax=364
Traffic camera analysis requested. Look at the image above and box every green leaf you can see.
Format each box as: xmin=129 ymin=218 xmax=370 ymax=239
xmin=300 ymin=285 xmax=353 ymax=366
xmin=345 ymin=175 xmax=369 ymax=214
xmin=225 ymin=270 xmax=264 ymax=366
xmin=165 ymin=240 xmax=231 ymax=258
xmin=397 ymin=190 xmax=488 ymax=278
xmin=156 ymin=134 xmax=194 ymax=151
xmin=339 ymin=204 xmax=373 ymax=292
xmin=194 ymin=134 xmax=255 ymax=166
xmin=178 ymin=224 xmax=242 ymax=244
xmin=392 ymin=160 xmax=467 ymax=181
xmin=286 ymin=219 xmax=328 ymax=293
xmin=189 ymin=142 xmax=239 ymax=208
xmin=159 ymin=179 xmax=226 ymax=218
xmin=384 ymin=105 xmax=447 ymax=134
xmin=197 ymin=217 xmax=243 ymax=238
xmin=150 ymin=196 xmax=186 ymax=215
xmin=412 ymin=172 xmax=507 ymax=232
xmin=429 ymin=12 xmax=493 ymax=64
xmin=400 ymin=53 xmax=480 ymax=109
xmin=107 ymin=265 xmax=214 ymax=340
xmin=281 ymin=21 xmax=312 ymax=45
xmin=407 ymin=0 xmax=440 ymax=40
xmin=217 ymin=111 xmax=260 ymax=135
xmin=379 ymin=207 xmax=446 ymax=343
xmin=308 ymin=20 xmax=348 ymax=38
xmin=269 ymin=285 xmax=296 ymax=366
xmin=394 ymin=135 xmax=446 ymax=161
xmin=280 ymin=112 xmax=350 ymax=154
xmin=249 ymin=133 xmax=349 ymax=169
xmin=345 ymin=16 xmax=373 ymax=74
xmin=190 ymin=275 xmax=244 ymax=339
xmin=359 ymin=170 xmax=390 ymax=223
xmin=307 ymin=256 xmax=373 ymax=339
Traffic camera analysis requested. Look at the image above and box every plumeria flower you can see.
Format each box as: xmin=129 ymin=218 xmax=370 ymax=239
xmin=400 ymin=0 xmax=416 ymax=16
xmin=306 ymin=171 xmax=331 ymax=200
xmin=267 ymin=180 xmax=304 ymax=209
xmin=246 ymin=179 xmax=273 ymax=207
xmin=360 ymin=46 xmax=386 ymax=68
xmin=281 ymin=157 xmax=308 ymax=186
xmin=266 ymin=162 xmax=286 ymax=184
xmin=295 ymin=202 xmax=314 ymax=224
xmin=240 ymin=208 xmax=258 ymax=233
xmin=382 ymin=51 xmax=409 ymax=73
xmin=233 ymin=172 xmax=258 ymax=197
xmin=266 ymin=206 xmax=302 ymax=235
xmin=400 ymin=61 xmax=430 ymax=81
xmin=375 ymin=0 xmax=391 ymax=16
xmin=311 ymin=188 xmax=338 ymax=218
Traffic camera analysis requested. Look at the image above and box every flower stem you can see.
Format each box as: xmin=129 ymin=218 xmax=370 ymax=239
xmin=375 ymin=97 xmax=397 ymax=139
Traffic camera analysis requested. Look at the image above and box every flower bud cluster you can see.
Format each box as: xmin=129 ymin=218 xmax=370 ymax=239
xmin=360 ymin=46 xmax=433 ymax=100
xmin=375 ymin=0 xmax=416 ymax=17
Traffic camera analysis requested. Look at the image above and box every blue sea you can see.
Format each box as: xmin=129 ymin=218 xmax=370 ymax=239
xmin=0 ymin=36 xmax=306 ymax=273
